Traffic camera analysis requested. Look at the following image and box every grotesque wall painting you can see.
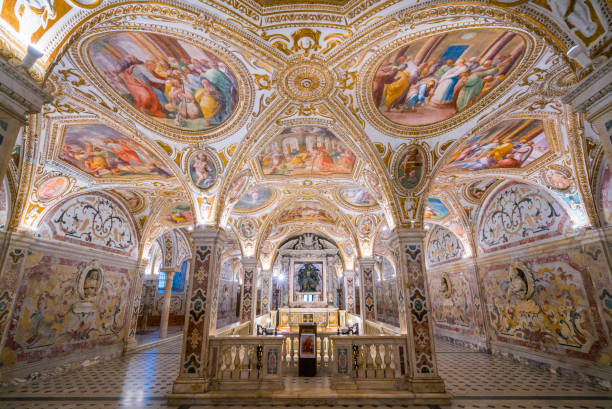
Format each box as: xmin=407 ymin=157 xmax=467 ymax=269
xmin=2 ymin=254 xmax=132 ymax=366
xmin=60 ymin=124 xmax=171 ymax=178
xmin=88 ymin=32 xmax=238 ymax=131
xmin=477 ymin=182 xmax=571 ymax=253
xmin=482 ymin=253 xmax=605 ymax=359
xmin=188 ymin=150 xmax=217 ymax=190
xmin=278 ymin=201 xmax=335 ymax=224
xmin=431 ymin=271 xmax=473 ymax=328
xmin=258 ymin=126 xmax=356 ymax=177
xmin=396 ymin=145 xmax=425 ymax=190
xmin=43 ymin=193 xmax=137 ymax=255
xmin=599 ymin=160 xmax=612 ymax=226
xmin=167 ymin=204 xmax=193 ymax=224
xmin=37 ymin=176 xmax=69 ymax=201
xmin=424 ymin=198 xmax=449 ymax=220
xmin=234 ymin=186 xmax=272 ymax=210
xmin=443 ymin=119 xmax=548 ymax=171
xmin=338 ymin=186 xmax=377 ymax=207
xmin=373 ymin=29 xmax=525 ymax=126
xmin=426 ymin=225 xmax=464 ymax=266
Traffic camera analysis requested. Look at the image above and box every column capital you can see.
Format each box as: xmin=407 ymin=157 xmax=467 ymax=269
xmin=562 ymin=58 xmax=612 ymax=117
xmin=358 ymin=257 xmax=376 ymax=268
xmin=390 ymin=228 xmax=426 ymax=243
xmin=192 ymin=225 xmax=228 ymax=246
xmin=159 ymin=268 xmax=177 ymax=275
xmin=241 ymin=257 xmax=258 ymax=271
xmin=0 ymin=56 xmax=52 ymax=120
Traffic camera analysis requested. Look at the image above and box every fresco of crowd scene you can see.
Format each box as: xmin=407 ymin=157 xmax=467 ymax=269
xmin=373 ymin=29 xmax=525 ymax=126
xmin=90 ymin=32 xmax=238 ymax=130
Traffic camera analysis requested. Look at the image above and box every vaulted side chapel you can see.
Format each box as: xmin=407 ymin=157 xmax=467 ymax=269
xmin=0 ymin=0 xmax=611 ymax=408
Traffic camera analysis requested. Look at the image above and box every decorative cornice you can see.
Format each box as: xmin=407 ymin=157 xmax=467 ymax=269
xmin=0 ymin=56 xmax=52 ymax=119
xmin=561 ymin=59 xmax=612 ymax=115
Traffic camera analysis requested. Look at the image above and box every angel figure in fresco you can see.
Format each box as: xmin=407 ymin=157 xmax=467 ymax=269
xmin=190 ymin=152 xmax=216 ymax=189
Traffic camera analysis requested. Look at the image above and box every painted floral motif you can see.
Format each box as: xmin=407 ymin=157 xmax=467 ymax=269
xmin=426 ymin=225 xmax=464 ymax=266
xmin=89 ymin=32 xmax=238 ymax=131
xmin=258 ymin=126 xmax=356 ymax=176
xmin=443 ymin=119 xmax=548 ymax=171
xmin=478 ymin=182 xmax=571 ymax=253
xmin=188 ymin=151 xmax=217 ymax=190
xmin=60 ymin=124 xmax=171 ymax=178
xmin=45 ymin=193 xmax=136 ymax=255
xmin=374 ymin=29 xmax=525 ymax=126
xmin=424 ymin=198 xmax=449 ymax=220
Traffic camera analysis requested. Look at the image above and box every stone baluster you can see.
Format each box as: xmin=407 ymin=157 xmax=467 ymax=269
xmin=173 ymin=226 xmax=227 ymax=394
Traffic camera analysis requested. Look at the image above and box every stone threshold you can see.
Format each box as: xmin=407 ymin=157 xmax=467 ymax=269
xmin=166 ymin=390 xmax=452 ymax=406
xmin=126 ymin=332 xmax=182 ymax=354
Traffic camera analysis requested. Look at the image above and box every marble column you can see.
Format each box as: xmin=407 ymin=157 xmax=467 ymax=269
xmin=344 ymin=271 xmax=356 ymax=314
xmin=0 ymin=56 xmax=52 ymax=179
xmin=260 ymin=269 xmax=271 ymax=315
xmin=159 ymin=270 xmax=176 ymax=339
xmin=240 ymin=257 xmax=257 ymax=334
xmin=393 ymin=228 xmax=445 ymax=393
xmin=173 ymin=226 xmax=226 ymax=394
xmin=124 ymin=260 xmax=149 ymax=350
xmin=358 ymin=258 xmax=377 ymax=325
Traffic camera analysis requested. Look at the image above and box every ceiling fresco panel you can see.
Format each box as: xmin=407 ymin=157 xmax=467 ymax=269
xmin=87 ymin=32 xmax=239 ymax=132
xmin=372 ymin=29 xmax=526 ymax=127
xmin=441 ymin=118 xmax=549 ymax=172
xmin=59 ymin=124 xmax=172 ymax=179
xmin=257 ymin=126 xmax=356 ymax=177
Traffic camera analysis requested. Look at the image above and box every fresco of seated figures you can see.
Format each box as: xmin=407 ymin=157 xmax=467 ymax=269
xmin=234 ymin=186 xmax=273 ymax=210
xmin=373 ymin=29 xmax=525 ymax=126
xmin=60 ymin=124 xmax=172 ymax=178
xmin=443 ymin=119 xmax=549 ymax=172
xmin=278 ymin=201 xmax=336 ymax=224
xmin=88 ymin=32 xmax=238 ymax=131
xmin=258 ymin=126 xmax=356 ymax=177
xmin=338 ymin=186 xmax=377 ymax=208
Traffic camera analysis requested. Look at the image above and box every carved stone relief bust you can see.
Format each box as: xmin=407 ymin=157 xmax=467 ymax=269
xmin=73 ymin=260 xmax=104 ymax=314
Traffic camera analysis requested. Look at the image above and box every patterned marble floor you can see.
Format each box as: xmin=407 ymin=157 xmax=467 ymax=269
xmin=0 ymin=337 xmax=609 ymax=409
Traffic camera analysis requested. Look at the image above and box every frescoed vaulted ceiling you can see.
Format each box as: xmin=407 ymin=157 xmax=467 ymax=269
xmin=1 ymin=0 xmax=610 ymax=267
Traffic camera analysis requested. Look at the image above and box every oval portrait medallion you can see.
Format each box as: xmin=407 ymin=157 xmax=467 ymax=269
xmin=188 ymin=150 xmax=218 ymax=190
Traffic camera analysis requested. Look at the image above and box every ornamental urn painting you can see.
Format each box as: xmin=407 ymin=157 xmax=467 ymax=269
xmin=88 ymin=32 xmax=239 ymax=131
xmin=373 ymin=29 xmax=525 ymax=126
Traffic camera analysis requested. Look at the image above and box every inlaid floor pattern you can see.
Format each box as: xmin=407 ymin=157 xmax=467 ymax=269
xmin=0 ymin=337 xmax=609 ymax=409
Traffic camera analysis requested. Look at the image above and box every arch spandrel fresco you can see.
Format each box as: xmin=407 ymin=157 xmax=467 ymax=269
xmin=59 ymin=124 xmax=172 ymax=179
xmin=87 ymin=32 xmax=239 ymax=132
xmin=373 ymin=29 xmax=526 ymax=127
